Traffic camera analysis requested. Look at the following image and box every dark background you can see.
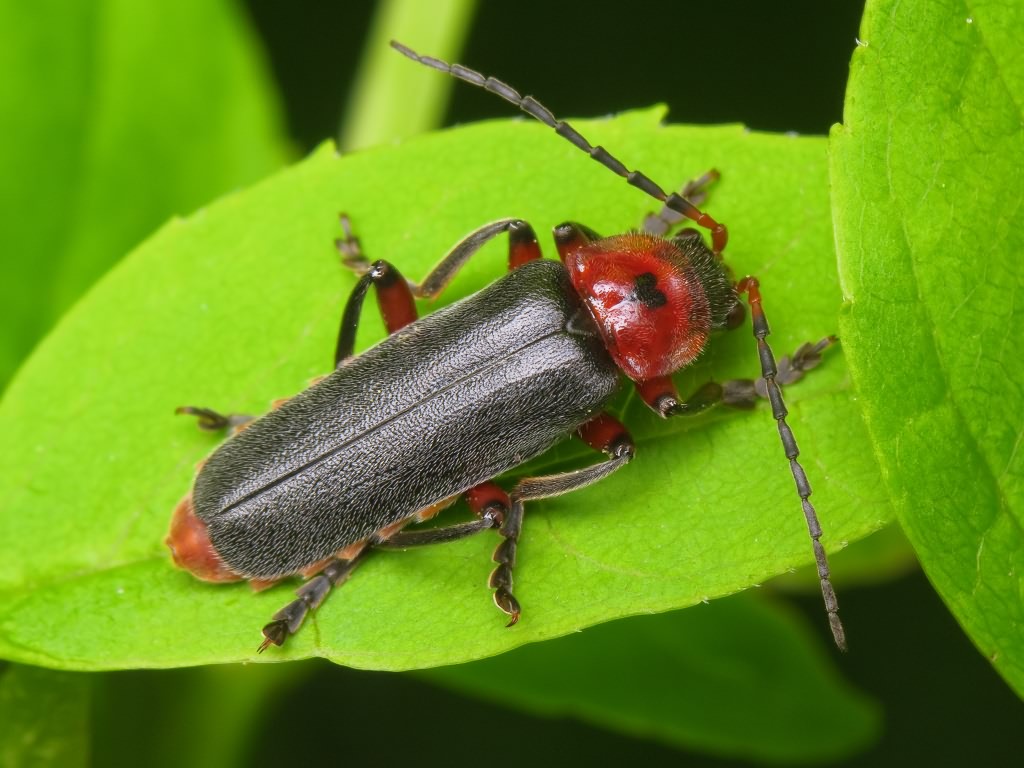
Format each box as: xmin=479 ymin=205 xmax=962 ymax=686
xmin=98 ymin=2 xmax=1020 ymax=765
xmin=249 ymin=0 xmax=862 ymax=150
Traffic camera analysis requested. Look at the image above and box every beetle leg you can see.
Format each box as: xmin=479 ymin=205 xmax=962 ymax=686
xmin=489 ymin=497 xmax=523 ymax=624
xmin=642 ymin=170 xmax=721 ymax=237
xmin=490 ymin=414 xmax=635 ymax=626
xmin=633 ymin=336 xmax=837 ymax=417
xmin=338 ymin=213 xmax=542 ymax=302
xmin=638 ymin=377 xmax=762 ymax=417
xmin=334 ymin=216 xmax=543 ymax=367
xmin=258 ymin=549 xmax=371 ymax=652
xmin=375 ymin=513 xmax=500 ymax=547
xmin=414 ymin=219 xmax=541 ymax=299
xmin=377 ymin=482 xmax=518 ymax=620
xmin=177 ymin=394 xmax=292 ymax=437
xmin=258 ymin=488 xmax=499 ymax=651
xmin=334 ymin=214 xmax=419 ymax=367
xmin=761 ymin=335 xmax=837 ymax=388
xmin=334 ymin=259 xmax=418 ymax=366
xmin=174 ymin=406 xmax=253 ymax=433
xmin=552 ymin=222 xmax=601 ymax=261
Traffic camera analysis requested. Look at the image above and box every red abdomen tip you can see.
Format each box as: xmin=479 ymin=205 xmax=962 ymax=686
xmin=166 ymin=495 xmax=243 ymax=583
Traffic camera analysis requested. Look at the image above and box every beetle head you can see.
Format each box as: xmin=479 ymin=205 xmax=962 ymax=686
xmin=556 ymin=226 xmax=738 ymax=382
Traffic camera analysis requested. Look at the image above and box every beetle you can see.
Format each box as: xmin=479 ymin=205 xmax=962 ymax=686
xmin=167 ymin=41 xmax=846 ymax=653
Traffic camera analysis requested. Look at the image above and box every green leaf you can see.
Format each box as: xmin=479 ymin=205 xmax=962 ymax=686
xmin=831 ymin=0 xmax=1024 ymax=694
xmin=0 ymin=665 xmax=90 ymax=768
xmin=424 ymin=593 xmax=880 ymax=763
xmin=0 ymin=0 xmax=289 ymax=388
xmin=0 ymin=112 xmax=891 ymax=669
xmin=774 ymin=524 xmax=918 ymax=594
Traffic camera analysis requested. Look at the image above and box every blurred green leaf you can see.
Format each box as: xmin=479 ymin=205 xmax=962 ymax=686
xmin=831 ymin=0 xmax=1024 ymax=695
xmin=0 ymin=665 xmax=90 ymax=768
xmin=340 ymin=0 xmax=478 ymax=151
xmin=90 ymin=663 xmax=304 ymax=768
xmin=425 ymin=593 xmax=880 ymax=763
xmin=0 ymin=0 xmax=289 ymax=388
xmin=0 ymin=112 xmax=890 ymax=669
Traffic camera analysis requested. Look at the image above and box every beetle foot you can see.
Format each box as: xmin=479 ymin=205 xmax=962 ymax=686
xmin=256 ymin=594 xmax=313 ymax=653
xmin=258 ymin=620 xmax=290 ymax=652
xmin=176 ymin=406 xmax=252 ymax=432
xmin=335 ymin=213 xmax=371 ymax=274
xmin=490 ymin=559 xmax=521 ymax=626
xmin=176 ymin=406 xmax=229 ymax=430
xmin=494 ymin=588 xmax=521 ymax=626
xmin=256 ymin=554 xmax=368 ymax=652
xmin=487 ymin=495 xmax=523 ymax=626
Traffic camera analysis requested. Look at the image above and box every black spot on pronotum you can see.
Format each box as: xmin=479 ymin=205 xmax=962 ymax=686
xmin=632 ymin=272 xmax=667 ymax=308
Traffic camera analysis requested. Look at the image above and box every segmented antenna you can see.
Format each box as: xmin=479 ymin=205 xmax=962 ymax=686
xmin=738 ymin=277 xmax=847 ymax=651
xmin=390 ymin=41 xmax=728 ymax=254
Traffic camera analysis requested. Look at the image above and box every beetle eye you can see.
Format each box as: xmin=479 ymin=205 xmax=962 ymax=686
xmin=631 ymin=272 xmax=668 ymax=309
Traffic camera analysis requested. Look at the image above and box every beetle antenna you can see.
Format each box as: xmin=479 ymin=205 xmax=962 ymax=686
xmin=390 ymin=41 xmax=728 ymax=254
xmin=738 ymin=277 xmax=847 ymax=652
